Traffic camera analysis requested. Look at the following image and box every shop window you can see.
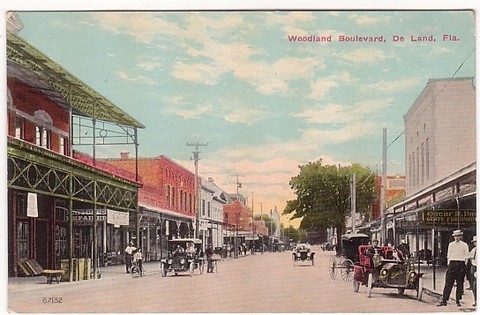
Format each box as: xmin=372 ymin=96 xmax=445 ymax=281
xmin=15 ymin=193 xmax=27 ymax=217
xmin=16 ymin=221 xmax=30 ymax=259
xmin=55 ymin=224 xmax=68 ymax=259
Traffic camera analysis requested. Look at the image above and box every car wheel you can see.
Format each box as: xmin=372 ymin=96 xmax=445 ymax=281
xmin=353 ymin=280 xmax=360 ymax=292
xmin=367 ymin=273 xmax=373 ymax=298
xmin=417 ymin=277 xmax=424 ymax=301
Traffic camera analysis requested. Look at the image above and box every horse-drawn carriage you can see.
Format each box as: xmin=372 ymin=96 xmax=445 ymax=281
xmin=329 ymin=233 xmax=370 ymax=281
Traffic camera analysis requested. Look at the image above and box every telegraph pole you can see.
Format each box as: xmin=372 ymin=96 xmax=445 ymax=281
xmin=380 ymin=128 xmax=387 ymax=244
xmin=231 ymin=174 xmax=246 ymax=200
xmin=187 ymin=142 xmax=208 ymax=238
xmin=351 ymin=172 xmax=357 ymax=234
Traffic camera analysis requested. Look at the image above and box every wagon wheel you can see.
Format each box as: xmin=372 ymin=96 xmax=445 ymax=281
xmin=340 ymin=259 xmax=354 ymax=282
xmin=328 ymin=257 xmax=337 ymax=279
xmin=366 ymin=273 xmax=373 ymax=298
xmin=416 ymin=277 xmax=424 ymax=301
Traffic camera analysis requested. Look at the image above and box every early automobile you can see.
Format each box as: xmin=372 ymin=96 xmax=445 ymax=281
xmin=160 ymin=238 xmax=204 ymax=277
xmin=352 ymin=244 xmax=424 ymax=300
xmin=292 ymin=243 xmax=315 ymax=266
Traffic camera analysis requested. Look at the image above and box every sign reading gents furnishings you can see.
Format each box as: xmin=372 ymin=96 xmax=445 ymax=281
xmin=421 ymin=209 xmax=476 ymax=227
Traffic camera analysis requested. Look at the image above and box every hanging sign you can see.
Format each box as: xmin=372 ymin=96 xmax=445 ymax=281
xmin=421 ymin=209 xmax=476 ymax=227
xmin=72 ymin=209 xmax=107 ymax=225
xmin=27 ymin=192 xmax=38 ymax=217
xmin=107 ymin=209 xmax=129 ymax=226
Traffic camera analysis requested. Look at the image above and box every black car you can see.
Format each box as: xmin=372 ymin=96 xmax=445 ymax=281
xmin=160 ymin=238 xmax=204 ymax=277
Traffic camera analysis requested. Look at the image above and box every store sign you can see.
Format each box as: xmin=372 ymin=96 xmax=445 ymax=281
xmin=27 ymin=192 xmax=38 ymax=218
xmin=107 ymin=209 xmax=129 ymax=226
xmin=421 ymin=209 xmax=476 ymax=227
xmin=73 ymin=209 xmax=106 ymax=224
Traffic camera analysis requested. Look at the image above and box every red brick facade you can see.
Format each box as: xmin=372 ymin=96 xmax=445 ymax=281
xmin=371 ymin=175 xmax=406 ymax=220
xmin=8 ymin=79 xmax=69 ymax=155
xmin=105 ymin=155 xmax=197 ymax=218
xmin=223 ymin=199 xmax=252 ymax=230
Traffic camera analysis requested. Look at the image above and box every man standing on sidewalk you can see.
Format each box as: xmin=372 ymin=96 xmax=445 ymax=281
xmin=437 ymin=229 xmax=469 ymax=307
xmin=468 ymin=236 xmax=476 ymax=307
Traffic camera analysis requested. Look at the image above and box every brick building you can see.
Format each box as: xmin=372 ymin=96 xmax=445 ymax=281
xmin=7 ymin=21 xmax=143 ymax=279
xmin=103 ymin=154 xmax=197 ymax=260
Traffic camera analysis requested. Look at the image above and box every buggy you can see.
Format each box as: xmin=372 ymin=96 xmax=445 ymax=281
xmin=329 ymin=233 xmax=370 ymax=281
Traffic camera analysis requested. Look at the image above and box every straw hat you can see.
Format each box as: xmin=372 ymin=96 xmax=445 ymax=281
xmin=452 ymin=230 xmax=463 ymax=237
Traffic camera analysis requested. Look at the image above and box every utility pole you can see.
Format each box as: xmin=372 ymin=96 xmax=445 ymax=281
xmin=380 ymin=128 xmax=387 ymax=244
xmin=259 ymin=202 xmax=264 ymax=253
xmin=351 ymin=172 xmax=357 ymax=234
xmin=187 ymin=142 xmax=208 ymax=238
xmin=251 ymin=191 xmax=255 ymax=254
xmin=231 ymin=174 xmax=246 ymax=201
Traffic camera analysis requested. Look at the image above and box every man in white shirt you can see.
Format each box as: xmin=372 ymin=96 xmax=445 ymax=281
xmin=124 ymin=241 xmax=136 ymax=274
xmin=468 ymin=236 xmax=476 ymax=307
xmin=437 ymin=229 xmax=470 ymax=307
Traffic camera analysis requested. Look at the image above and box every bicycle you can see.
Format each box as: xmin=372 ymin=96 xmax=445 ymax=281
xmin=131 ymin=258 xmax=144 ymax=278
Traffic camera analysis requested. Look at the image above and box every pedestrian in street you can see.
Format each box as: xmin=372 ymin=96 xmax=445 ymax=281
xmin=437 ymin=229 xmax=469 ymax=307
xmin=205 ymin=245 xmax=214 ymax=273
xmin=124 ymin=241 xmax=136 ymax=274
xmin=468 ymin=236 xmax=477 ymax=307
xmin=133 ymin=248 xmax=143 ymax=276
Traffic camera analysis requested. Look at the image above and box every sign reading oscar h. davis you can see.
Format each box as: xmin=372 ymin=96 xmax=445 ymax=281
xmin=421 ymin=209 xmax=476 ymax=227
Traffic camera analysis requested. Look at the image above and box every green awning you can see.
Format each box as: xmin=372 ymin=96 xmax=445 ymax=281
xmin=7 ymin=32 xmax=144 ymax=129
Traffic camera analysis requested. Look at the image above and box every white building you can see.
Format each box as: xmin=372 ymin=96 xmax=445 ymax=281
xmin=404 ymin=77 xmax=475 ymax=196
xmin=200 ymin=177 xmax=228 ymax=249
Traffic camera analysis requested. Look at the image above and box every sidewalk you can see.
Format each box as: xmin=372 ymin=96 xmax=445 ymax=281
xmin=8 ymin=254 xmax=250 ymax=294
xmin=419 ymin=263 xmax=475 ymax=308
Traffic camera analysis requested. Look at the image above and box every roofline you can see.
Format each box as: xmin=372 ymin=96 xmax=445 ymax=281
xmin=7 ymin=32 xmax=145 ymax=129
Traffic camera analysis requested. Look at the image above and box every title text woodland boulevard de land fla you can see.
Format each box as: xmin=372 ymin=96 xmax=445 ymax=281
xmin=286 ymin=34 xmax=460 ymax=43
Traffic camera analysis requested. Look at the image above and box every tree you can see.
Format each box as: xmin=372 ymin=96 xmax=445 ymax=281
xmin=283 ymin=160 xmax=376 ymax=255
xmin=283 ymin=225 xmax=307 ymax=243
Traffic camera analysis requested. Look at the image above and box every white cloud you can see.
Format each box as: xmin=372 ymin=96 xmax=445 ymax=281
xmin=349 ymin=14 xmax=391 ymax=26
xmin=116 ymin=71 xmax=156 ymax=85
xmin=342 ymin=48 xmax=386 ymax=64
xmin=223 ymin=105 xmax=267 ymax=125
xmin=172 ymin=62 xmax=220 ymax=85
xmin=136 ymin=56 xmax=163 ymax=71
xmin=368 ymin=78 xmax=419 ymax=92
xmin=307 ymin=72 xmax=351 ymax=100
xmin=164 ymin=96 xmax=214 ymax=119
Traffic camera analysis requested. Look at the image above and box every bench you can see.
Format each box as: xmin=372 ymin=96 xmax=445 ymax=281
xmin=41 ymin=269 xmax=65 ymax=284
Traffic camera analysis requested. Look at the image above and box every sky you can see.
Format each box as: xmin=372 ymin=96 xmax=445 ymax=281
xmin=7 ymin=9 xmax=476 ymax=227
